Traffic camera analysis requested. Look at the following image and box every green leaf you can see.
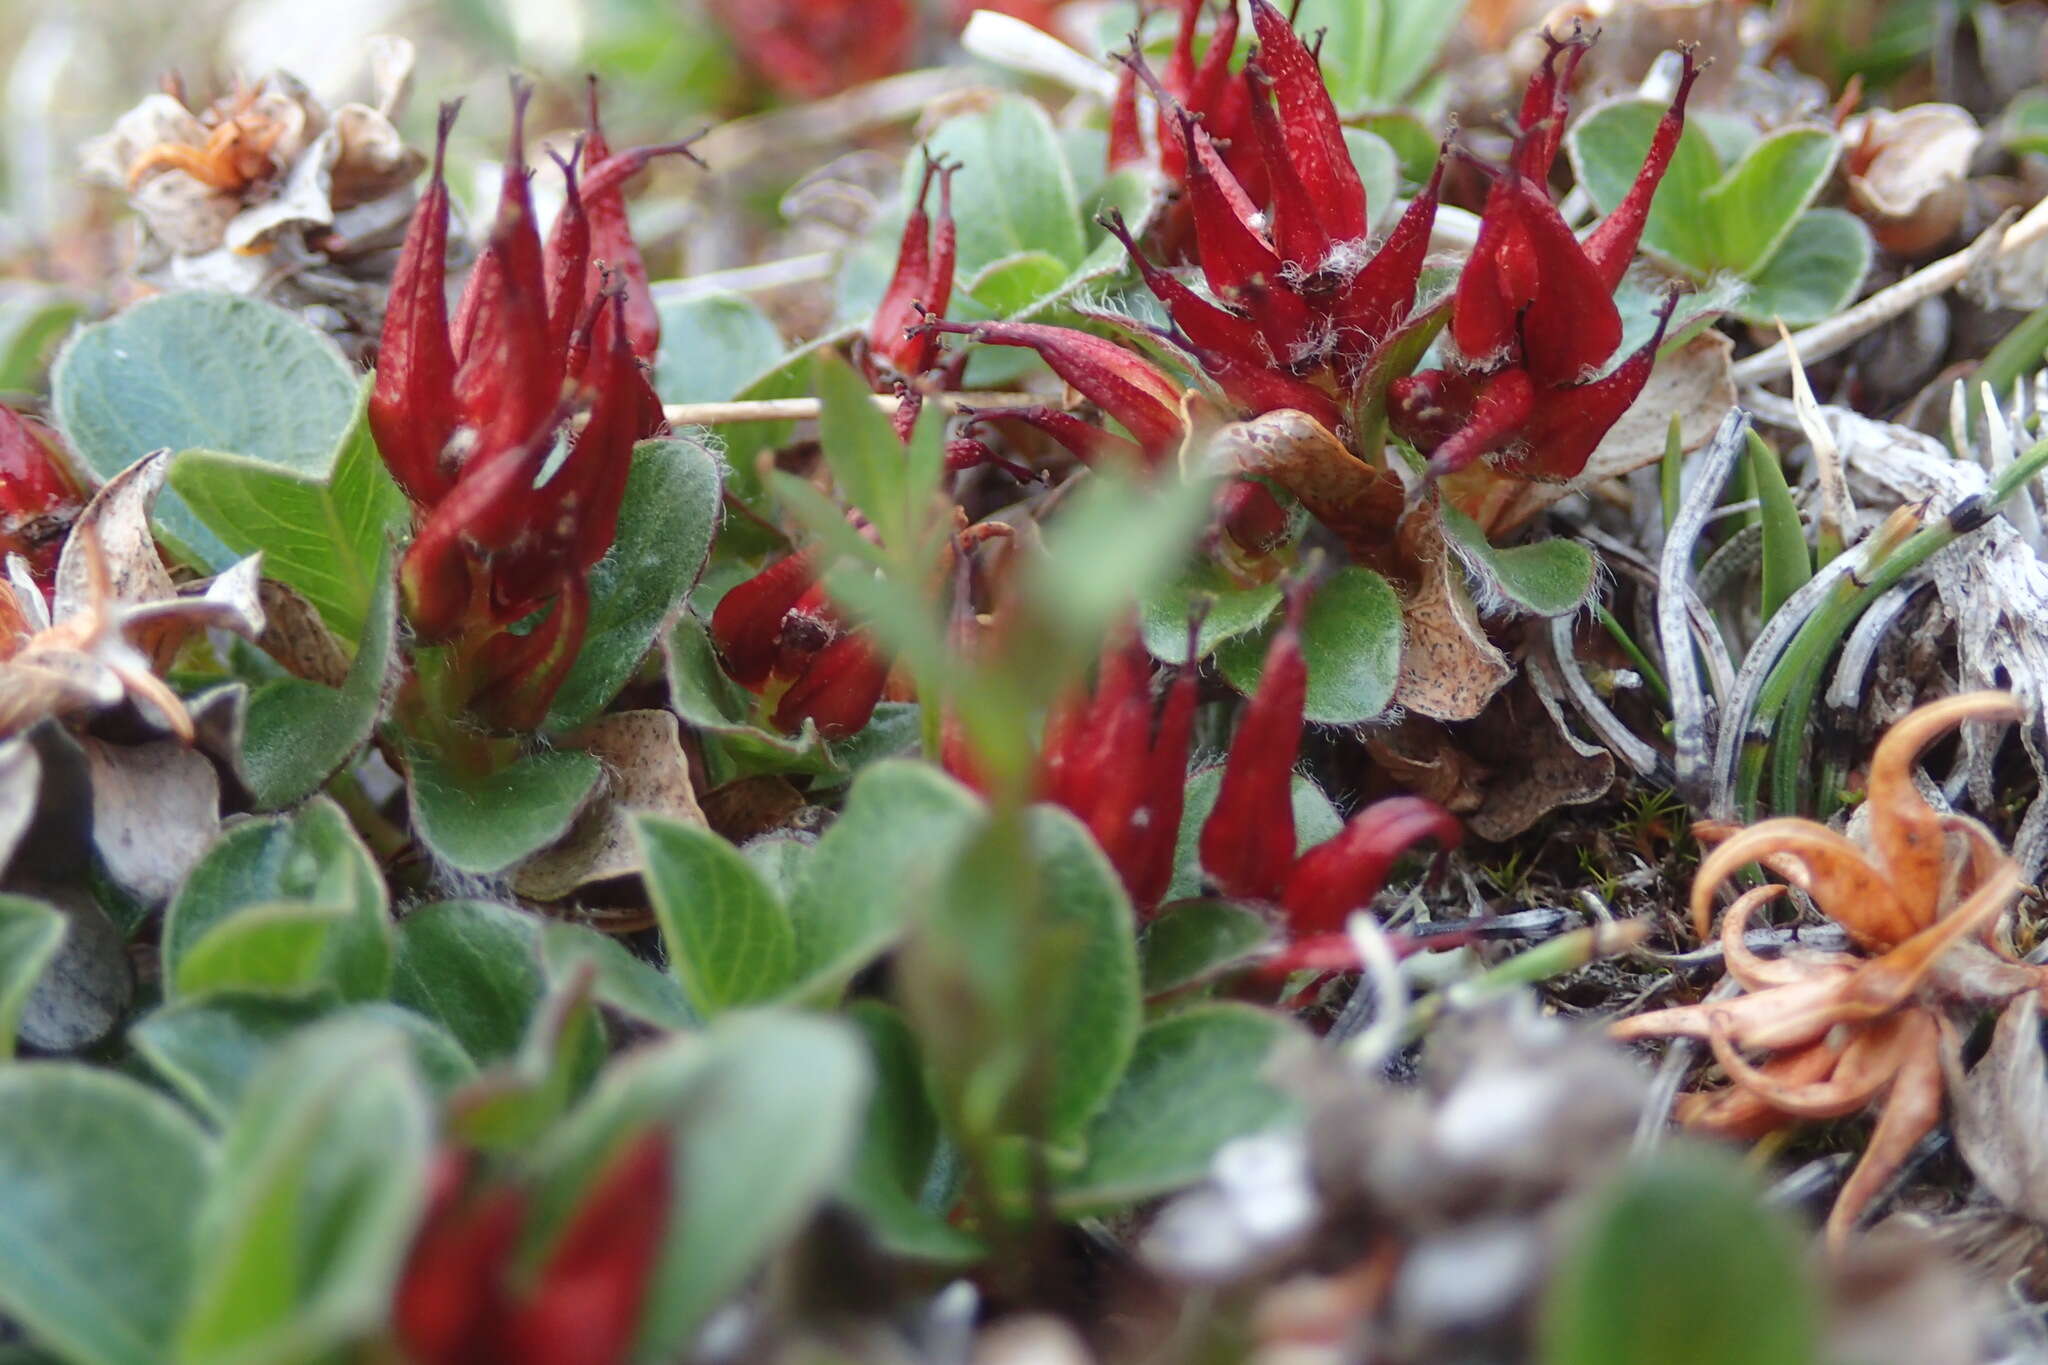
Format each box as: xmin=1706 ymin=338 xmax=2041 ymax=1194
xmin=529 ymin=1012 xmax=870 ymax=1355
xmin=171 ymin=378 xmax=409 ymax=642
xmin=0 ymin=1066 xmax=214 ymax=1365
xmin=784 ymin=760 xmax=985 ymax=995
xmin=0 ymin=895 xmax=64 ymax=1058
xmin=1216 ymin=566 xmax=1403 ymax=723
xmin=1701 ymin=127 xmax=1843 ymax=277
xmin=1567 ymin=99 xmax=1728 ymax=272
xmin=814 ymin=349 xmax=941 ymax=559
xmin=1746 ymin=430 xmax=1811 ymax=619
xmin=840 ymin=1002 xmax=983 ymax=1262
xmin=405 ymin=744 xmax=601 ymax=876
xmin=546 ymin=437 xmax=723 ymax=729
xmin=906 ymin=806 xmax=1143 ymax=1157
xmin=663 ymin=611 xmax=849 ymax=779
xmin=1540 ymin=1147 xmax=1819 ymax=1365
xmin=1057 ymin=1004 xmax=1299 ymax=1213
xmin=2004 ymin=89 xmax=2048 ymax=156
xmin=1343 ymin=129 xmax=1401 ymax=232
xmin=175 ymin=1018 xmax=434 ymax=1365
xmin=1568 ymin=104 xmax=1841 ymax=279
xmin=1297 ymin=0 xmax=1467 ymax=111
xmin=238 ymin=551 xmax=397 ymax=809
xmin=1439 ymin=506 xmax=1598 ymax=617
xmin=1168 ymin=768 xmax=1342 ymax=902
xmin=0 ymin=285 xmax=84 ymax=392
xmin=54 ymin=292 xmax=360 ymax=568
xmin=162 ymin=797 xmax=392 ymax=1004
xmin=133 ymin=996 xmax=475 ymax=1122
xmin=538 ymin=922 xmax=698 ymax=1030
xmin=653 ymin=291 xmax=787 ymax=405
xmin=919 ymin=95 xmax=1087 ymax=273
xmin=1139 ymin=561 xmax=1284 ymax=664
xmin=389 ymin=900 xmax=547 ymax=1064
xmin=637 ymin=815 xmax=797 ymax=1015
xmin=176 ymin=903 xmax=353 ymax=998
xmin=1141 ymin=898 xmax=1276 ymax=996
xmin=964 ymin=250 xmax=1073 ymax=315
xmin=1015 ymin=805 xmax=1143 ymax=1142
xmin=1735 ymin=209 xmax=1872 ymax=326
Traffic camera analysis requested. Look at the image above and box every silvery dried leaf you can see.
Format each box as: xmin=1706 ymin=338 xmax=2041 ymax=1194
xmin=79 ymin=736 xmax=220 ymax=906
xmin=1947 ymin=994 xmax=2048 ymax=1224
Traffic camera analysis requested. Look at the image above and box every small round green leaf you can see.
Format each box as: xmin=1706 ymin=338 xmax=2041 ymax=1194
xmin=1215 ymin=566 xmax=1403 ymax=723
xmin=53 ymin=292 xmax=358 ymax=566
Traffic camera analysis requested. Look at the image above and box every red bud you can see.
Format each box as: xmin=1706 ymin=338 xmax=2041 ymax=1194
xmin=470 ymin=574 xmax=591 ymax=731
xmin=0 ymin=404 xmax=84 ymax=581
xmin=1218 ymin=479 xmax=1289 ymax=556
xmin=1451 ymin=172 xmax=1620 ymax=388
xmin=1425 ymin=366 xmax=1536 ymax=476
xmin=1247 ymin=0 xmax=1366 ymax=242
xmin=772 ymin=630 xmax=889 ymax=737
xmin=868 ymin=153 xmax=960 ymax=380
xmin=921 ymin=320 xmax=1186 ymax=459
xmin=1514 ymin=28 xmax=1592 ymax=182
xmin=1329 ymin=145 xmax=1444 ymax=385
xmin=581 ymin=80 xmax=706 ymax=361
xmin=1108 ymin=63 xmax=1145 ymax=170
xmin=371 ymin=100 xmax=462 ymax=507
xmin=542 ymin=142 xmax=591 ymax=376
xmin=392 ymin=1151 xmax=524 ymax=1365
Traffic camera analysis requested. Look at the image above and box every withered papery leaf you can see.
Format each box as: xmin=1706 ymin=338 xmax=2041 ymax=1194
xmin=1948 ymin=993 xmax=2048 ymax=1225
xmin=514 ymin=710 xmax=709 ymax=901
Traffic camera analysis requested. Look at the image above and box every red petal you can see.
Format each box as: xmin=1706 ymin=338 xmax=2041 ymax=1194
xmin=1199 ymin=590 xmax=1308 ymax=901
xmin=1454 ymin=174 xmax=1621 ymax=389
xmin=542 ymin=144 xmax=591 ymax=377
xmin=1513 ymin=28 xmax=1593 ymax=182
xmin=772 ymin=632 xmax=890 ymax=737
xmin=392 ymin=1151 xmax=524 ymax=1365
xmin=1108 ymin=63 xmax=1146 ymax=170
xmin=1244 ymin=61 xmax=1332 ymax=271
xmin=506 ymin=1130 xmax=671 ymax=1365
xmin=1579 ymin=47 xmax=1701 ymax=292
xmin=1330 ymin=145 xmax=1444 ymax=385
xmin=710 ymin=550 xmax=821 ymax=689
xmin=1425 ymin=365 xmax=1536 ymax=476
xmin=370 ymin=101 xmax=461 ymax=507
xmin=1247 ymin=0 xmax=1366 ymax=242
xmin=1280 ymin=796 xmax=1461 ymax=938
xmin=471 ymin=575 xmax=592 ymax=731
xmin=921 ymin=321 xmax=1185 ymax=458
xmin=1509 ymin=290 xmax=1679 ymax=480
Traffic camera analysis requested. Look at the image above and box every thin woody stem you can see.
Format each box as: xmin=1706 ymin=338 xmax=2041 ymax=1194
xmin=661 ymin=391 xmax=1046 ymax=426
xmin=1732 ymin=196 xmax=2048 ymax=385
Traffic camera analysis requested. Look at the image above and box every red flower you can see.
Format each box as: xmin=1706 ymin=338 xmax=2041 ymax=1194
xmin=393 ymin=1132 xmax=671 ymax=1365
xmin=928 ymin=7 xmax=1445 ymax=463
xmin=863 ymin=151 xmax=961 ymax=386
xmin=708 ymin=550 xmax=891 ymax=739
xmin=370 ymin=81 xmax=698 ymax=726
xmin=0 ymin=402 xmax=85 ymax=586
xmin=1196 ymin=581 xmax=1461 ymax=944
xmin=1392 ymin=37 xmax=1699 ymax=479
xmin=1033 ymin=628 xmax=1197 ymax=915
xmin=709 ymin=0 xmax=919 ymax=99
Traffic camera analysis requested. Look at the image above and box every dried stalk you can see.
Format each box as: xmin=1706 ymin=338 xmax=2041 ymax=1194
xmin=1731 ymin=198 xmax=2048 ymax=386
xmin=662 ymin=390 xmax=1043 ymax=426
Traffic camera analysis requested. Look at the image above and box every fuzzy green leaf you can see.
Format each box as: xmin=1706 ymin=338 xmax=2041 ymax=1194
xmin=55 ymin=292 xmax=359 ymax=568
